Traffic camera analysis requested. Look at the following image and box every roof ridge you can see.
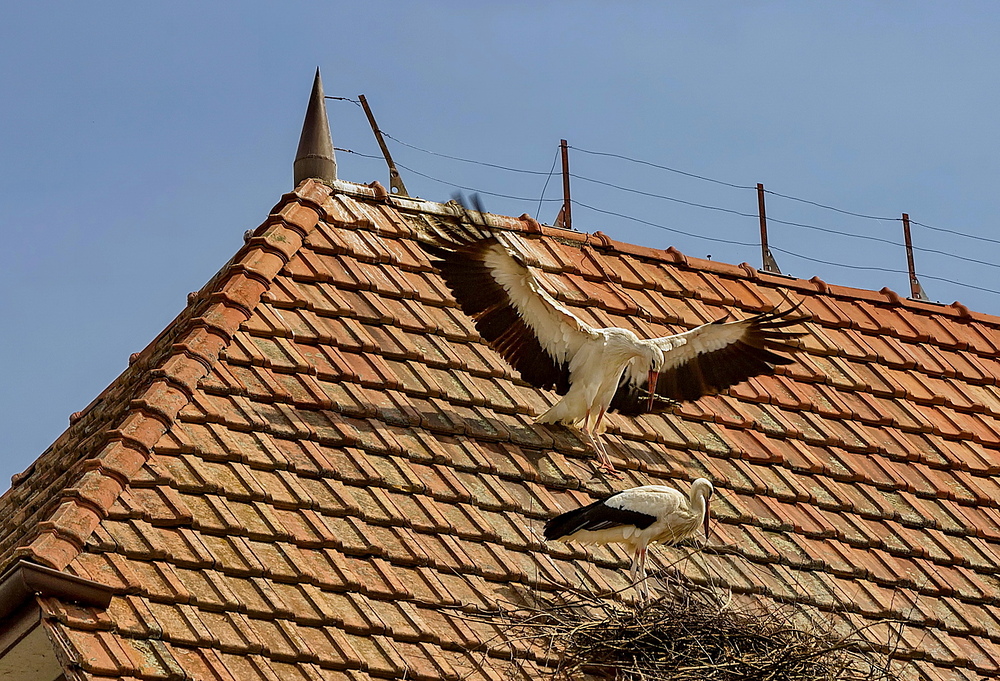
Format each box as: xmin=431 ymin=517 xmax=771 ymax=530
xmin=6 ymin=179 xmax=336 ymax=572
xmin=510 ymin=225 xmax=999 ymax=325
xmin=334 ymin=181 xmax=998 ymax=326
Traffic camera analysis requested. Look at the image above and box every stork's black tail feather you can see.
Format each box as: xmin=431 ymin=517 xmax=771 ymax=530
xmin=543 ymin=500 xmax=606 ymax=541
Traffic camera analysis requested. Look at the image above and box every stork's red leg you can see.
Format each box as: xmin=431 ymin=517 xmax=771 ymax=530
xmin=594 ymin=407 xmax=607 ymax=432
xmin=638 ymin=546 xmax=650 ymax=600
xmin=580 ymin=408 xmax=619 ymax=476
xmin=629 ymin=552 xmax=640 ymax=583
xmin=588 ymin=408 xmax=621 ymax=476
xmin=584 ymin=428 xmax=618 ymax=476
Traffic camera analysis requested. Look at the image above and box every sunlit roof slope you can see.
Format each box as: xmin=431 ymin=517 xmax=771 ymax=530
xmin=1 ymin=178 xmax=999 ymax=680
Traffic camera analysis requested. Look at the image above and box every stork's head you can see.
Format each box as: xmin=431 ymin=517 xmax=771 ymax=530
xmin=645 ymin=345 xmax=665 ymax=411
xmin=691 ymin=478 xmax=714 ymax=541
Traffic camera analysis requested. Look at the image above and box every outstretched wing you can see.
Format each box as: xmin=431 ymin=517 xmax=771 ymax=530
xmin=610 ymin=305 xmax=808 ymax=414
xmin=420 ymin=197 xmax=597 ymax=394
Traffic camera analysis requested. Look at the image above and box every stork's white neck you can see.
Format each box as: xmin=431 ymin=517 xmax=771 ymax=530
xmin=601 ymin=330 xmax=662 ymax=367
xmin=687 ymin=478 xmax=714 ymax=525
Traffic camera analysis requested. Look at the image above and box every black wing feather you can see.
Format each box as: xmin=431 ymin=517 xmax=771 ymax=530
xmin=543 ymin=495 xmax=657 ymax=540
xmin=610 ymin=305 xmax=809 ymax=415
xmin=419 ymin=200 xmax=573 ymax=394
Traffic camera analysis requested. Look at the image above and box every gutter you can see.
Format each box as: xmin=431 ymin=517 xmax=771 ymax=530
xmin=0 ymin=560 xmax=113 ymax=621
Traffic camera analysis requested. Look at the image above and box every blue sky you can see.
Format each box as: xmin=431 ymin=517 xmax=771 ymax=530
xmin=3 ymin=2 xmax=1000 ymax=490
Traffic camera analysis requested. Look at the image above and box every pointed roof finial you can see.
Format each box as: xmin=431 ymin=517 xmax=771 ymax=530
xmin=294 ymin=68 xmax=337 ymax=186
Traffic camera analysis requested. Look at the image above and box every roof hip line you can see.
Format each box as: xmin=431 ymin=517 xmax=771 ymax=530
xmin=6 ymin=180 xmax=335 ymax=573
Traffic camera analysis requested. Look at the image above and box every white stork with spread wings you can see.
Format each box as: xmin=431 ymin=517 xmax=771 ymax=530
xmin=421 ymin=199 xmax=807 ymax=474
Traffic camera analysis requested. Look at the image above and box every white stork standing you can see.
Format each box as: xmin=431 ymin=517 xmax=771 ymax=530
xmin=544 ymin=478 xmax=714 ymax=596
xmin=421 ymin=198 xmax=807 ymax=474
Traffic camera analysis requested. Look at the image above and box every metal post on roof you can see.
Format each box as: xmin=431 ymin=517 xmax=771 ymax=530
xmin=358 ymin=94 xmax=409 ymax=197
xmin=554 ymin=139 xmax=572 ymax=230
xmin=757 ymin=183 xmax=782 ymax=273
xmin=902 ymin=212 xmax=929 ymax=301
xmin=294 ymin=68 xmax=338 ymax=186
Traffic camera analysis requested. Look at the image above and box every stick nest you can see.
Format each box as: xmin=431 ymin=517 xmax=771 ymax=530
xmin=482 ymin=572 xmax=899 ymax=681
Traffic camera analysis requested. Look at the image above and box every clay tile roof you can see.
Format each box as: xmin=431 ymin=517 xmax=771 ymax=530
xmin=3 ymin=177 xmax=1000 ymax=680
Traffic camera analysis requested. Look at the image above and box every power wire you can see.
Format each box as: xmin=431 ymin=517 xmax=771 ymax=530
xmin=572 ymin=173 xmax=1000 ymax=271
xmin=569 ymin=146 xmax=756 ymax=190
xmin=773 ymin=247 xmax=1000 ymax=296
xmin=537 ymin=147 xmax=561 ymax=220
xmin=769 ymin=247 xmax=908 ymax=275
xmin=332 ymin=127 xmax=1000 ymax=295
xmin=335 ymin=147 xmax=382 ymax=160
xmin=578 ymin=200 xmax=1000 ymax=296
xmin=571 ymin=145 xmax=905 ymax=222
xmin=334 ymin=144 xmax=559 ymax=202
xmin=763 ymin=189 xmax=898 ymax=221
xmin=910 ymin=219 xmax=1000 ymax=246
xmin=325 ymin=95 xmax=363 ymax=108
xmin=382 ymin=132 xmax=551 ymax=176
xmin=393 ymin=161 xmax=561 ymax=203
xmin=575 ymin=201 xmax=758 ymax=248
xmin=573 ymin=174 xmax=755 ymax=218
xmin=372 ymin=130 xmax=994 ymax=261
xmin=575 ymin=143 xmax=1000 ymax=253
xmin=351 ymin=126 xmax=1000 ymax=251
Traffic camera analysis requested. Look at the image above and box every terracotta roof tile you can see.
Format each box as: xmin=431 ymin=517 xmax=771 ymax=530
xmin=956 ymin=321 xmax=1000 ymax=355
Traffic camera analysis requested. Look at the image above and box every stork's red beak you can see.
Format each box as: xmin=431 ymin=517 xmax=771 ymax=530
xmin=703 ymin=500 xmax=711 ymax=541
xmin=646 ymin=370 xmax=659 ymax=411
